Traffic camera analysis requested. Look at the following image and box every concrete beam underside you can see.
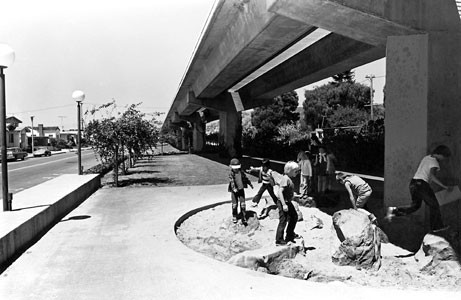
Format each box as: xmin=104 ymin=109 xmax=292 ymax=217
xmin=192 ymin=0 xmax=314 ymax=99
xmin=267 ymin=0 xmax=459 ymax=46
xmin=240 ymin=33 xmax=385 ymax=100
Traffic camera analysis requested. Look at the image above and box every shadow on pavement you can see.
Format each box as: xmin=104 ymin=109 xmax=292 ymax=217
xmin=115 ymin=177 xmax=173 ymax=187
xmin=61 ymin=215 xmax=92 ymax=222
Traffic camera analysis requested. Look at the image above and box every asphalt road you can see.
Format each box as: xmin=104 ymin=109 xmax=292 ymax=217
xmin=0 ymin=150 xmax=100 ymax=197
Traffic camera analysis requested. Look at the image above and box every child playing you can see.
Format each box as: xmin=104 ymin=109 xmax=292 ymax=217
xmin=297 ymin=151 xmax=312 ymax=199
xmin=247 ymin=159 xmax=278 ymax=208
xmin=315 ymin=145 xmax=328 ymax=194
xmin=386 ymin=145 xmax=452 ymax=232
xmin=275 ymin=161 xmax=300 ymax=246
xmin=228 ymin=158 xmax=253 ymax=225
xmin=325 ymin=148 xmax=337 ymax=192
xmin=336 ymin=172 xmax=373 ymax=210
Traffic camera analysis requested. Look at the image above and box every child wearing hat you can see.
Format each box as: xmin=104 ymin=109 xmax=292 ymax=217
xmin=228 ymin=158 xmax=253 ymax=225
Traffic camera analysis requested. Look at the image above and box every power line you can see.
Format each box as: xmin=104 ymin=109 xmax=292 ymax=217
xmin=8 ymin=102 xmax=168 ymax=116
xmin=8 ymin=104 xmax=74 ymax=115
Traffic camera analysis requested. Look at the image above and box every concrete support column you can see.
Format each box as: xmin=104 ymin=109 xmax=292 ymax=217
xmin=180 ymin=127 xmax=187 ymax=151
xmin=192 ymin=121 xmax=205 ymax=152
xmin=219 ymin=110 xmax=242 ymax=158
xmin=174 ymin=129 xmax=181 ymax=150
xmin=384 ymin=33 xmax=461 ymax=250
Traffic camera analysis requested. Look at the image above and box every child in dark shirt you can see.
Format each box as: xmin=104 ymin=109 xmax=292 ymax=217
xmin=275 ymin=161 xmax=300 ymax=245
xmin=228 ymin=158 xmax=253 ymax=225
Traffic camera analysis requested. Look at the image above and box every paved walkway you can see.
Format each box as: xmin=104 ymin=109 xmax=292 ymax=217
xmin=0 ymin=148 xmax=459 ymax=300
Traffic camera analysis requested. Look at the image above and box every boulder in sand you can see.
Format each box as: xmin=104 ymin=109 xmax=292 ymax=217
xmin=227 ymin=242 xmax=304 ymax=271
xmin=414 ymin=233 xmax=461 ymax=275
xmin=331 ymin=209 xmax=381 ymax=270
xmin=304 ymin=214 xmax=324 ymax=230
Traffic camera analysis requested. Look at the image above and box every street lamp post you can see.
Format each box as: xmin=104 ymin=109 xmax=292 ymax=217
xmin=30 ymin=115 xmax=34 ymax=155
xmin=72 ymin=90 xmax=85 ymax=175
xmin=0 ymin=44 xmax=15 ymax=211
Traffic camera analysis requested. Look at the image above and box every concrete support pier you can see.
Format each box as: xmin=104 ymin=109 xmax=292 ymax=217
xmin=385 ymin=31 xmax=461 ymax=250
xmin=219 ymin=109 xmax=242 ymax=158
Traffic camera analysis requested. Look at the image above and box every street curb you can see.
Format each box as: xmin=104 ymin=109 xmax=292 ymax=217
xmin=0 ymin=174 xmax=101 ymax=272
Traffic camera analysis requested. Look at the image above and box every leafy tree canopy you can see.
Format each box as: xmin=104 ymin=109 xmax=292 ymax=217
xmin=331 ymin=70 xmax=355 ymax=84
xmin=84 ymin=101 xmax=160 ymax=186
xmin=327 ymin=105 xmax=369 ymax=128
xmin=251 ymin=91 xmax=299 ymax=138
xmin=303 ymin=71 xmax=372 ymax=129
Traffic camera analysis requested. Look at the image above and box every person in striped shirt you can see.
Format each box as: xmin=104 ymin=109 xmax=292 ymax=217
xmin=247 ymin=159 xmax=278 ymax=209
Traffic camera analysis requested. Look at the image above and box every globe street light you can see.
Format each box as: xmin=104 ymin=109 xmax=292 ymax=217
xmin=0 ymin=44 xmax=15 ymax=211
xmin=72 ymin=90 xmax=85 ymax=175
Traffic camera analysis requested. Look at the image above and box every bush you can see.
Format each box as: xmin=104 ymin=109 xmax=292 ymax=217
xmin=323 ymin=119 xmax=384 ymax=175
xmin=241 ymin=119 xmax=384 ymax=176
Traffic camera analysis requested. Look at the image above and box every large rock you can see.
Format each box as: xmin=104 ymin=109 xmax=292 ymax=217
xmin=227 ymin=242 xmax=303 ymax=271
xmin=304 ymin=214 xmax=324 ymax=230
xmin=331 ymin=209 xmax=381 ymax=270
xmin=414 ymin=234 xmax=461 ymax=275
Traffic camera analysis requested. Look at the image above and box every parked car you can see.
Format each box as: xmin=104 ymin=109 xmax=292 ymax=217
xmin=2 ymin=147 xmax=28 ymax=161
xmin=33 ymin=147 xmax=52 ymax=157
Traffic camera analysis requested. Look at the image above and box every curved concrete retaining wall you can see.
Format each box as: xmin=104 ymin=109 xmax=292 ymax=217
xmin=0 ymin=174 xmax=101 ymax=272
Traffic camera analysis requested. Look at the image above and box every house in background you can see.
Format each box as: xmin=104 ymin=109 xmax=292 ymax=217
xmin=60 ymin=130 xmax=78 ymax=145
xmin=4 ymin=117 xmax=61 ymax=150
xmin=37 ymin=124 xmax=60 ymax=139
xmin=6 ymin=117 xmax=70 ymax=150
xmin=6 ymin=116 xmax=23 ymax=148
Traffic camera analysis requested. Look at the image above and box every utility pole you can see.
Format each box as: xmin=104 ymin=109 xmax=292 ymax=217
xmin=365 ymin=74 xmax=375 ymax=121
xmin=30 ymin=115 xmax=34 ymax=154
xmin=58 ymin=115 xmax=66 ymax=131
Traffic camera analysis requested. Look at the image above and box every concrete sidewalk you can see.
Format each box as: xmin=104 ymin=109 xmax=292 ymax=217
xmin=0 ymin=150 xmax=459 ymax=299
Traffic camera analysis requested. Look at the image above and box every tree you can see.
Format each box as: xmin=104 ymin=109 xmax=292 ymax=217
xmin=276 ymin=122 xmax=310 ymax=146
xmin=251 ymin=91 xmax=299 ymax=139
xmin=303 ymin=88 xmax=332 ymax=129
xmin=327 ymin=106 xmax=369 ymax=128
xmin=85 ymin=101 xmax=160 ymax=186
xmin=119 ymin=103 xmax=158 ymax=169
xmin=331 ymin=70 xmax=355 ymax=84
xmin=303 ymin=74 xmax=371 ymax=128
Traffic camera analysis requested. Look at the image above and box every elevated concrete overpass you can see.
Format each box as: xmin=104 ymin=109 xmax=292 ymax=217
xmin=163 ymin=0 xmax=461 ymax=238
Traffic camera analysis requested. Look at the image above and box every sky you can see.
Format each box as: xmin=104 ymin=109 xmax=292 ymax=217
xmin=0 ymin=0 xmax=385 ymax=131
